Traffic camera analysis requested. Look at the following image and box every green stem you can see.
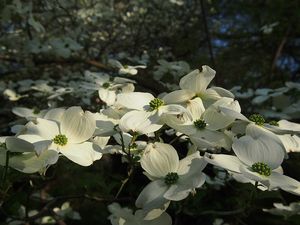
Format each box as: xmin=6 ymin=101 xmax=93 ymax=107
xmin=118 ymin=131 xmax=126 ymax=154
xmin=114 ymin=166 xmax=133 ymax=199
xmin=128 ymin=132 xmax=138 ymax=156
xmin=128 ymin=132 xmax=138 ymax=148
xmin=1 ymin=150 xmax=10 ymax=188
xmin=115 ymin=132 xmax=137 ymax=199
xmin=246 ymin=181 xmax=258 ymax=213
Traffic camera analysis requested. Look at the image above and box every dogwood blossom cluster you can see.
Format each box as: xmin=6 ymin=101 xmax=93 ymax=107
xmin=1 ymin=65 xmax=300 ymax=224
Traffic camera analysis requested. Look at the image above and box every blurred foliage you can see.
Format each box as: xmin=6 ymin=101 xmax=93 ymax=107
xmin=0 ymin=0 xmax=299 ymax=87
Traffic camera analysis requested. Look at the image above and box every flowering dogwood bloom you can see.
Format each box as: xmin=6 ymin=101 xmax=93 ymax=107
xmin=263 ymin=202 xmax=300 ymax=218
xmin=162 ymin=65 xmax=234 ymax=106
xmin=219 ymin=106 xmax=300 ymax=139
xmin=163 ymin=98 xmax=232 ymax=150
xmin=108 ymin=59 xmax=146 ymax=75
xmin=204 ymin=124 xmax=300 ymax=194
xmin=108 ymin=203 xmax=172 ymax=225
xmin=8 ymin=151 xmax=58 ymax=174
xmin=81 ymin=71 xmax=135 ymax=106
xmin=136 ymin=142 xmax=207 ymax=216
xmin=0 ymin=136 xmax=58 ymax=173
xmin=12 ymin=107 xmax=47 ymax=119
xmin=220 ymin=108 xmax=300 ymax=151
xmin=18 ymin=107 xmax=102 ymax=166
xmin=117 ymin=92 xmax=190 ymax=134
xmin=275 ymin=120 xmax=300 ymax=152
xmin=0 ymin=136 xmax=36 ymax=153
xmin=3 ymin=88 xmax=28 ymax=101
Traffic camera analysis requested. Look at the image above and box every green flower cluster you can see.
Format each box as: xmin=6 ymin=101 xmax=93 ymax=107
xmin=249 ymin=114 xmax=265 ymax=126
xmin=269 ymin=120 xmax=279 ymax=126
xmin=251 ymin=162 xmax=271 ymax=176
xmin=149 ymin=98 xmax=164 ymax=111
xmin=164 ymin=172 xmax=179 ymax=185
xmin=53 ymin=134 xmax=68 ymax=146
xmin=194 ymin=119 xmax=207 ymax=130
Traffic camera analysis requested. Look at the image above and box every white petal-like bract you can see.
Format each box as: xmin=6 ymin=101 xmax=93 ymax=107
xmin=61 ymin=107 xmax=96 ymax=143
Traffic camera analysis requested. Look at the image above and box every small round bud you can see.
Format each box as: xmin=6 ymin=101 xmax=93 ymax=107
xmin=102 ymin=82 xmax=110 ymax=89
xmin=251 ymin=162 xmax=271 ymax=176
xmin=269 ymin=120 xmax=279 ymax=126
xmin=249 ymin=114 xmax=265 ymax=126
xmin=194 ymin=119 xmax=207 ymax=130
xmin=149 ymin=98 xmax=164 ymax=111
xmin=33 ymin=107 xmax=40 ymax=114
xmin=53 ymin=134 xmax=68 ymax=146
xmin=129 ymin=143 xmax=138 ymax=152
xmin=164 ymin=172 xmax=179 ymax=185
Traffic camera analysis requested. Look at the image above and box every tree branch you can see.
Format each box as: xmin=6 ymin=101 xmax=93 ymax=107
xmin=200 ymin=0 xmax=216 ymax=70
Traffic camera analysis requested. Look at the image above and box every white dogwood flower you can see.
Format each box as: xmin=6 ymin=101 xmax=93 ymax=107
xmin=204 ymin=124 xmax=300 ymax=195
xmin=108 ymin=59 xmax=146 ymax=75
xmin=0 ymin=136 xmax=58 ymax=173
xmin=12 ymin=107 xmax=47 ymax=119
xmin=163 ymin=98 xmax=232 ymax=150
xmin=263 ymin=202 xmax=300 ymax=218
xmin=117 ymin=92 xmax=190 ymax=134
xmin=81 ymin=71 xmax=135 ymax=106
xmin=18 ymin=107 xmax=102 ymax=166
xmin=162 ymin=65 xmax=234 ymax=106
xmin=136 ymin=142 xmax=207 ymax=216
xmin=108 ymin=203 xmax=172 ymax=225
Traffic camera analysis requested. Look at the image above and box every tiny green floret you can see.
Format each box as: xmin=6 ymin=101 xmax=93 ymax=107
xmin=53 ymin=134 xmax=68 ymax=146
xmin=33 ymin=107 xmax=40 ymax=114
xmin=164 ymin=172 xmax=179 ymax=185
xmin=102 ymin=82 xmax=110 ymax=89
xmin=249 ymin=114 xmax=265 ymax=126
xmin=129 ymin=143 xmax=138 ymax=151
xmin=269 ymin=120 xmax=279 ymax=126
xmin=194 ymin=119 xmax=207 ymax=130
xmin=149 ymin=98 xmax=164 ymax=111
xmin=251 ymin=162 xmax=271 ymax=176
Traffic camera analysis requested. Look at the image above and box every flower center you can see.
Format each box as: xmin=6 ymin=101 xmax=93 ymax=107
xmin=149 ymin=98 xmax=164 ymax=111
xmin=195 ymin=92 xmax=203 ymax=99
xmin=129 ymin=143 xmax=138 ymax=152
xmin=249 ymin=114 xmax=265 ymax=126
xmin=53 ymin=134 xmax=68 ymax=146
xmin=102 ymin=82 xmax=110 ymax=89
xmin=269 ymin=120 xmax=279 ymax=126
xmin=33 ymin=107 xmax=40 ymax=114
xmin=251 ymin=162 xmax=271 ymax=176
xmin=194 ymin=119 xmax=207 ymax=130
xmin=164 ymin=172 xmax=179 ymax=185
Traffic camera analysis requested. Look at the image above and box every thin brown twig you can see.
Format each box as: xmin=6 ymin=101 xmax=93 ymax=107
xmin=114 ymin=167 xmax=134 ymax=199
xmin=200 ymin=0 xmax=216 ymax=72
xmin=270 ymin=26 xmax=291 ymax=79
